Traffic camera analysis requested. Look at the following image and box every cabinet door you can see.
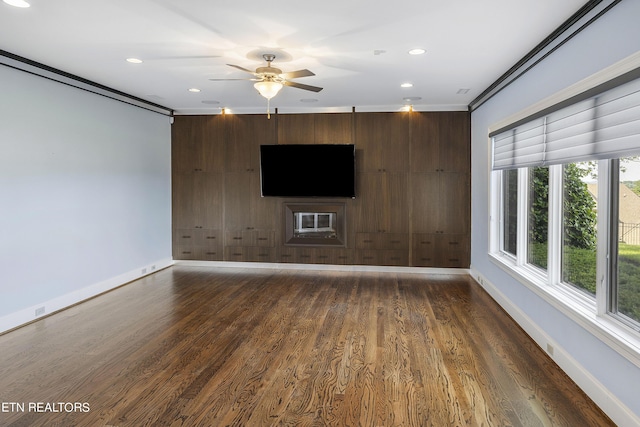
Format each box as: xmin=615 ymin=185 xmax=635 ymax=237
xmin=277 ymin=114 xmax=314 ymax=145
xmin=412 ymin=233 xmax=469 ymax=267
xmin=172 ymin=172 xmax=223 ymax=229
xmin=411 ymin=172 xmax=441 ymax=233
xmin=356 ymin=249 xmax=407 ymax=266
xmin=438 ymin=234 xmax=469 ymax=268
xmin=410 ymin=112 xmax=470 ymax=173
xmin=412 ymin=234 xmax=437 ymax=267
xmin=224 ymin=172 xmax=277 ymax=231
xmin=438 ymin=112 xmax=470 ymax=173
xmin=355 ymin=112 xmax=409 ymax=172
xmin=411 ymin=172 xmax=469 ymax=234
xmin=439 ymin=172 xmax=470 ymax=234
xmin=173 ymin=229 xmax=222 ymax=261
xmin=225 ymin=114 xmax=275 ymax=172
xmin=356 ymin=233 xmax=408 ymax=250
xmin=172 ymin=115 xmax=224 ymax=173
xmin=314 ymin=113 xmax=353 ymax=144
xmin=354 ymin=173 xmax=409 ymax=233
xmin=410 ymin=112 xmax=440 ymax=173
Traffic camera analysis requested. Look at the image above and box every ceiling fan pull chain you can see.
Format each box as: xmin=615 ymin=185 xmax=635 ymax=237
xmin=267 ymin=97 xmax=271 ymax=119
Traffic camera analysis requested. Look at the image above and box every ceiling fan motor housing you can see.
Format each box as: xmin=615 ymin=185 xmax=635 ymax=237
xmin=256 ymin=65 xmax=283 ymax=77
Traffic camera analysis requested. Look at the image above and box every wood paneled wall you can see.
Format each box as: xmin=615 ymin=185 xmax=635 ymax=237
xmin=172 ymin=111 xmax=470 ymax=267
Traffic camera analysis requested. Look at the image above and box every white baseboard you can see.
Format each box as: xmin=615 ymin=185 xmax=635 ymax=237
xmin=470 ymin=267 xmax=640 ymax=427
xmin=175 ymin=260 xmax=471 ymax=276
xmin=0 ymin=258 xmax=174 ymax=334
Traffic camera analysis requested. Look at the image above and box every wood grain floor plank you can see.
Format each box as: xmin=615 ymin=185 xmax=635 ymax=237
xmin=0 ymin=266 xmax=614 ymax=426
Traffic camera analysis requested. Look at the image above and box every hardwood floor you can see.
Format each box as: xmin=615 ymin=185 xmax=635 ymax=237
xmin=0 ymin=266 xmax=613 ymax=426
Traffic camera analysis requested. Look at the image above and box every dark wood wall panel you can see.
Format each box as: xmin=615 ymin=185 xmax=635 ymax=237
xmin=171 ymin=111 xmax=470 ymax=267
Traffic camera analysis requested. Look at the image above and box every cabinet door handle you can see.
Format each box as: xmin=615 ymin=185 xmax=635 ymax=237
xmin=233 ymin=237 xmax=243 ymax=240
xmin=206 ymin=236 xmax=216 ymax=239
xmin=449 ymin=241 xmax=459 ymax=245
xmin=258 ymin=237 xmax=268 ymax=241
xmin=363 ymin=239 xmax=373 ymax=243
xmin=181 ymin=235 xmax=191 ymax=238
xmin=232 ymin=252 xmax=242 ymax=256
xmin=391 ymin=240 xmax=400 ymax=244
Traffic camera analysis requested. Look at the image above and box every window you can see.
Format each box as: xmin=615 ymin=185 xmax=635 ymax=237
xmin=528 ymin=166 xmax=549 ymax=271
xmin=501 ymin=169 xmax=518 ymax=256
xmin=562 ymin=162 xmax=597 ymax=296
xmin=611 ymin=157 xmax=640 ymax=325
xmin=489 ymin=62 xmax=640 ymax=357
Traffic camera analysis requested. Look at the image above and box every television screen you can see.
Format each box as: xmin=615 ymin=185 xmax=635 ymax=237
xmin=260 ymin=144 xmax=356 ymax=197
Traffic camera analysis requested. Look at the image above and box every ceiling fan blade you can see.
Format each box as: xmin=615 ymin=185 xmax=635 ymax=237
xmin=281 ymin=69 xmax=315 ymax=79
xmin=227 ymin=64 xmax=257 ymax=75
xmin=283 ymin=81 xmax=323 ymax=93
xmin=208 ymin=78 xmax=259 ymax=81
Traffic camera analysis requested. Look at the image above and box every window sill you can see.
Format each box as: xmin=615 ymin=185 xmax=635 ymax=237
xmin=489 ymin=251 xmax=640 ymax=368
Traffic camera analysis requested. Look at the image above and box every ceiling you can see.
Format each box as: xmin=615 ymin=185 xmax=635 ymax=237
xmin=0 ymin=0 xmax=589 ymax=115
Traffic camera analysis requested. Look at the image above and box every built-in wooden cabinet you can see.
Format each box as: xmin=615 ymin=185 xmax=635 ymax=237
xmin=172 ymin=111 xmax=470 ymax=268
xmin=172 ymin=172 xmax=223 ymax=230
xmin=278 ymin=247 xmax=355 ymax=265
xmin=172 ymin=115 xmax=225 ymax=173
xmin=224 ymin=114 xmax=274 ymax=172
xmin=412 ymin=172 xmax=470 ymax=234
xmin=356 ymin=112 xmax=410 ymax=172
xmin=412 ymin=233 xmax=469 ymax=268
xmin=353 ymin=173 xmax=409 ymax=233
xmin=277 ymin=113 xmax=353 ymax=145
xmin=173 ymin=229 xmax=222 ymax=261
xmin=410 ymin=111 xmax=470 ymax=173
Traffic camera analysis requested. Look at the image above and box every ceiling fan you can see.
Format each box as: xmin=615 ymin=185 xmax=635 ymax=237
xmin=210 ymin=54 xmax=322 ymax=116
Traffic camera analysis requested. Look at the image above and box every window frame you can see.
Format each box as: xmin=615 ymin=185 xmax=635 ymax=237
xmin=490 ymin=159 xmax=640 ymax=368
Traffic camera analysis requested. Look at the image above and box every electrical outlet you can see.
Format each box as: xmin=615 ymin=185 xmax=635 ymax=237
xmin=151 ymin=265 xmax=156 ymax=271
xmin=546 ymin=343 xmax=554 ymax=356
xmin=142 ymin=268 xmax=147 ymax=275
xmin=35 ymin=307 xmax=45 ymax=317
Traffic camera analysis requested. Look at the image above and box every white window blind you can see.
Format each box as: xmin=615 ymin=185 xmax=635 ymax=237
xmin=491 ymin=73 xmax=640 ymax=170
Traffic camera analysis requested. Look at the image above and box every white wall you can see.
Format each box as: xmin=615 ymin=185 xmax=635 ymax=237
xmin=471 ymin=1 xmax=640 ymax=424
xmin=0 ymin=65 xmax=172 ymax=331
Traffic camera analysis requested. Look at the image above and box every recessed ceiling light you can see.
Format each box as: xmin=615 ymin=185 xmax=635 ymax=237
xmin=300 ymin=98 xmax=318 ymax=103
xmin=202 ymin=100 xmax=220 ymax=104
xmin=408 ymin=48 xmax=426 ymax=55
xmin=457 ymin=88 xmax=471 ymax=94
xmin=188 ymin=88 xmax=201 ymax=93
xmin=126 ymin=58 xmax=143 ymax=64
xmin=3 ymin=0 xmax=30 ymax=7
xmin=401 ymin=83 xmax=413 ymax=88
xmin=403 ymin=97 xmax=422 ymax=102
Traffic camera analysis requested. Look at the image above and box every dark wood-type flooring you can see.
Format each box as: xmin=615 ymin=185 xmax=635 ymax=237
xmin=0 ymin=266 xmax=613 ymax=426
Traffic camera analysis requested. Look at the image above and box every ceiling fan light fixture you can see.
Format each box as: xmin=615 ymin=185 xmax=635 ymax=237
xmin=254 ymin=81 xmax=283 ymax=99
xmin=408 ymin=48 xmax=426 ymax=55
xmin=3 ymin=0 xmax=30 ymax=7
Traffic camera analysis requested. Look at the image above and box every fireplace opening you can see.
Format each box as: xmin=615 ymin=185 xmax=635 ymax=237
xmin=294 ymin=212 xmax=337 ymax=239
xmin=284 ymin=203 xmax=346 ymax=247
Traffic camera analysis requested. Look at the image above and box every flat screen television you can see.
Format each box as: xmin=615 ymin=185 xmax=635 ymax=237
xmin=260 ymin=144 xmax=356 ymax=198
